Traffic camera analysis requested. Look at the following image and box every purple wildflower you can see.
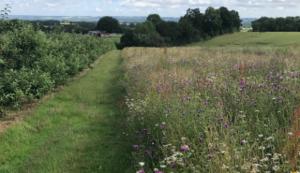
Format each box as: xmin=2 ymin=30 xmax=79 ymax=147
xmin=154 ymin=169 xmax=164 ymax=173
xmin=239 ymin=79 xmax=246 ymax=90
xmin=180 ymin=144 xmax=190 ymax=152
xmin=136 ymin=169 xmax=145 ymax=173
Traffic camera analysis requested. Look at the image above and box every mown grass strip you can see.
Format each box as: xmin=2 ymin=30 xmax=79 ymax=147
xmin=0 ymin=50 xmax=133 ymax=173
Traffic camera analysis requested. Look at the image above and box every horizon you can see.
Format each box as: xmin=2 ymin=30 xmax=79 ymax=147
xmin=1 ymin=0 xmax=300 ymax=18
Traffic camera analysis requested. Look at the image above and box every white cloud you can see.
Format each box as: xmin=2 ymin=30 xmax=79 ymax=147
xmin=2 ymin=0 xmax=300 ymax=18
xmin=45 ymin=2 xmax=59 ymax=7
xmin=96 ymin=7 xmax=102 ymax=12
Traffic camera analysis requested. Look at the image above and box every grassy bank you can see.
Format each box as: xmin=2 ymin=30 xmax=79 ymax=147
xmin=0 ymin=51 xmax=133 ymax=173
xmin=191 ymin=32 xmax=300 ymax=47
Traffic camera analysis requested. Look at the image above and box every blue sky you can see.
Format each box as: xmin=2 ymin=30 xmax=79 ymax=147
xmin=1 ymin=0 xmax=300 ymax=17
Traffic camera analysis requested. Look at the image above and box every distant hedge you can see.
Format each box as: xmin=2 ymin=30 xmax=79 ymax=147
xmin=252 ymin=17 xmax=300 ymax=32
xmin=0 ymin=20 xmax=115 ymax=109
xmin=118 ymin=6 xmax=241 ymax=48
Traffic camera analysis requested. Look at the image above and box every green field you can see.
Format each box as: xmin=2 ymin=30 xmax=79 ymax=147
xmin=191 ymin=32 xmax=300 ymax=47
xmin=0 ymin=51 xmax=133 ymax=173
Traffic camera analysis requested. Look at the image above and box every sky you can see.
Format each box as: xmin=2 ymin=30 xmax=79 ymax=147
xmin=0 ymin=0 xmax=300 ymax=18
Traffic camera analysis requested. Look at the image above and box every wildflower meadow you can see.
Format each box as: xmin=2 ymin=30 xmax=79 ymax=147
xmin=122 ymin=47 xmax=300 ymax=173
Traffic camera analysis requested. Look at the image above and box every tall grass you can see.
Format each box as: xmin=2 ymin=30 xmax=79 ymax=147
xmin=122 ymin=47 xmax=300 ymax=172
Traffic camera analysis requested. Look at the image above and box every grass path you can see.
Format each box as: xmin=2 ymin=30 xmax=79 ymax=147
xmin=0 ymin=50 xmax=133 ymax=173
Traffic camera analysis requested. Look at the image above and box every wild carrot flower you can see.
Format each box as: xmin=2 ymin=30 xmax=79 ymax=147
xmin=240 ymin=139 xmax=247 ymax=145
xmin=139 ymin=162 xmax=145 ymax=167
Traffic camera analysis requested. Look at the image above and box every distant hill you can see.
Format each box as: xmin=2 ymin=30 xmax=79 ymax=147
xmin=8 ymin=15 xmax=179 ymax=23
xmin=242 ymin=18 xmax=256 ymax=27
xmin=8 ymin=15 xmax=255 ymax=27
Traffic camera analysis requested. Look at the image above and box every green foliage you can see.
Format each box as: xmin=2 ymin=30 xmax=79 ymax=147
xmin=203 ymin=7 xmax=223 ymax=36
xmin=0 ymin=24 xmax=47 ymax=70
xmin=96 ymin=16 xmax=121 ymax=33
xmin=146 ymin=14 xmax=163 ymax=26
xmin=0 ymin=20 xmax=29 ymax=33
xmin=156 ymin=21 xmax=180 ymax=43
xmin=0 ymin=68 xmax=53 ymax=107
xmin=119 ymin=6 xmax=241 ymax=48
xmin=118 ymin=22 xmax=164 ymax=48
xmin=252 ymin=17 xmax=300 ymax=32
xmin=0 ymin=21 xmax=115 ymax=108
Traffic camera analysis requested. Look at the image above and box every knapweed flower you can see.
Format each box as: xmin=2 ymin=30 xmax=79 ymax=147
xmin=154 ymin=168 xmax=164 ymax=173
xmin=239 ymin=78 xmax=246 ymax=90
xmin=136 ymin=169 xmax=145 ymax=173
xmin=180 ymin=144 xmax=190 ymax=152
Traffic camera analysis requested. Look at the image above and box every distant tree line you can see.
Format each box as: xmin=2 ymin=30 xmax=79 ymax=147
xmin=252 ymin=17 xmax=300 ymax=32
xmin=116 ymin=7 xmax=241 ymax=48
xmin=30 ymin=20 xmax=98 ymax=34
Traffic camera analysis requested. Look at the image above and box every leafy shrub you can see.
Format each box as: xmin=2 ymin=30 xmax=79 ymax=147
xmin=0 ymin=24 xmax=47 ymax=70
xmin=0 ymin=21 xmax=116 ymax=108
xmin=0 ymin=68 xmax=53 ymax=107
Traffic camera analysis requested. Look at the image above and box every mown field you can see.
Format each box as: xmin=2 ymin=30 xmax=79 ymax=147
xmin=123 ymin=33 xmax=300 ymax=172
xmin=191 ymin=32 xmax=300 ymax=47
